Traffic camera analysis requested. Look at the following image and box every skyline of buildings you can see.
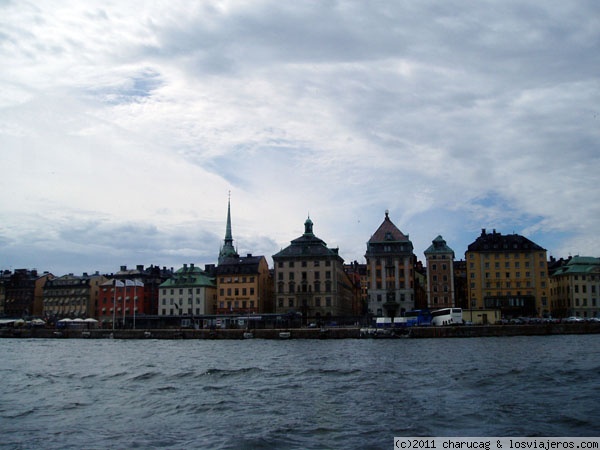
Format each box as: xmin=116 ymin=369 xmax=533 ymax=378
xmin=1 ymin=200 xmax=599 ymax=321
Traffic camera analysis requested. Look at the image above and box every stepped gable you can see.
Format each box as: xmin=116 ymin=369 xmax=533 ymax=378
xmin=467 ymin=228 xmax=545 ymax=252
xmin=368 ymin=210 xmax=410 ymax=244
xmin=273 ymin=217 xmax=340 ymax=258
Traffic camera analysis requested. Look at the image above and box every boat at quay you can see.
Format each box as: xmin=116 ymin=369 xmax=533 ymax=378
xmin=1 ymin=322 xmax=600 ymax=339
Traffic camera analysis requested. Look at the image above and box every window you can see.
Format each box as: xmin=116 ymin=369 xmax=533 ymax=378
xmin=288 ymin=298 xmax=294 ymax=307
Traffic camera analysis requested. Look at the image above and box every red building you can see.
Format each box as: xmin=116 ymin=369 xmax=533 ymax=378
xmin=97 ymin=278 xmax=147 ymax=327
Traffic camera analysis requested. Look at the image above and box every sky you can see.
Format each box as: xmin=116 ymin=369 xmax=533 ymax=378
xmin=1 ymin=0 xmax=599 ymax=276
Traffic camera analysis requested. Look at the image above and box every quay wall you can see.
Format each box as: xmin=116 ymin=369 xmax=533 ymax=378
xmin=1 ymin=323 xmax=599 ymax=339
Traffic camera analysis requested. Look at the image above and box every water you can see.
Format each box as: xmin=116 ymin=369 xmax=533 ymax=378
xmin=1 ymin=335 xmax=599 ymax=449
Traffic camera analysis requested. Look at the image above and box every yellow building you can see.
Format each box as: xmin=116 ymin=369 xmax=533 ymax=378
xmin=215 ymin=196 xmax=273 ymax=314
xmin=466 ymin=229 xmax=549 ymax=318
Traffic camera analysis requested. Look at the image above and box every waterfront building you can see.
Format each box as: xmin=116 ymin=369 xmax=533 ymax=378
xmin=344 ymin=261 xmax=368 ymax=316
xmin=113 ymin=264 xmax=173 ymax=315
xmin=273 ymin=217 xmax=355 ymax=323
xmin=453 ymin=260 xmax=468 ymax=309
xmin=158 ymin=263 xmax=217 ymax=316
xmin=3 ymin=269 xmax=54 ymax=318
xmin=365 ymin=210 xmax=416 ymax=318
xmin=44 ymin=273 xmax=107 ymax=320
xmin=549 ymin=256 xmax=600 ymax=318
xmin=413 ymin=260 xmax=428 ymax=310
xmin=424 ymin=235 xmax=455 ymax=309
xmin=97 ymin=278 xmax=146 ymax=325
xmin=465 ymin=229 xmax=549 ymax=317
xmin=0 ymin=270 xmax=10 ymax=316
xmin=215 ymin=197 xmax=273 ymax=314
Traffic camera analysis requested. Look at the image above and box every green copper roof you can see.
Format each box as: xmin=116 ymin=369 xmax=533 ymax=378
xmin=424 ymin=235 xmax=454 ymax=256
xmin=159 ymin=264 xmax=215 ymax=288
xmin=551 ymin=256 xmax=600 ymax=277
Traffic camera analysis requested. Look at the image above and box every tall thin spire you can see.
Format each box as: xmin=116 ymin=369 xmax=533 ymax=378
xmin=219 ymin=192 xmax=238 ymax=264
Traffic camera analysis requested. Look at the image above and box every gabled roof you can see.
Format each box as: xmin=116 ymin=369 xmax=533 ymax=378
xmin=368 ymin=211 xmax=410 ymax=243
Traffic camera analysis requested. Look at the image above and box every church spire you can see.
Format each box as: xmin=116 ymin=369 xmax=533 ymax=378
xmin=219 ymin=192 xmax=239 ymax=264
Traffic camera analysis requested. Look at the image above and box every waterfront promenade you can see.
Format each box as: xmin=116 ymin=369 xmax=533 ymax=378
xmin=1 ymin=322 xmax=600 ymax=339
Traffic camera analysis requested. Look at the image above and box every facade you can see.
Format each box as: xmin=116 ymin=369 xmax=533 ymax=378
xmin=215 ymin=196 xmax=273 ymax=314
xmin=424 ymin=235 xmax=455 ymax=309
xmin=216 ymin=255 xmax=272 ymax=314
xmin=453 ymin=260 xmax=468 ymax=309
xmin=273 ymin=217 xmax=355 ymax=323
xmin=3 ymin=269 xmax=53 ymax=318
xmin=0 ymin=270 xmax=10 ymax=316
xmin=365 ymin=211 xmax=416 ymax=318
xmin=549 ymin=256 xmax=600 ymax=318
xmin=44 ymin=273 xmax=107 ymax=321
xmin=158 ymin=263 xmax=217 ymax=316
xmin=113 ymin=264 xmax=173 ymax=315
xmin=466 ymin=229 xmax=549 ymax=317
xmin=344 ymin=261 xmax=368 ymax=316
xmin=97 ymin=278 xmax=147 ymax=325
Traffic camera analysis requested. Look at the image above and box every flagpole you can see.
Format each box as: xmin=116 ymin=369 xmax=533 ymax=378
xmin=112 ymin=279 xmax=116 ymax=331
xmin=133 ymin=280 xmax=137 ymax=330
xmin=123 ymin=281 xmax=126 ymax=327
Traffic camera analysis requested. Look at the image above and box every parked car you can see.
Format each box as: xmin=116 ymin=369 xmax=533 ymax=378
xmin=564 ymin=316 xmax=584 ymax=323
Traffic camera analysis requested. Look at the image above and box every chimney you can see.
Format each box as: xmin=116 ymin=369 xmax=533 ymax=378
xmin=481 ymin=228 xmax=486 ymax=236
xmin=120 ymin=265 xmax=127 ymax=271
xmin=136 ymin=265 xmax=144 ymax=271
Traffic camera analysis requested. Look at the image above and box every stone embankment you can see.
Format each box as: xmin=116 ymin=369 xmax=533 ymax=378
xmin=1 ymin=322 xmax=599 ymax=339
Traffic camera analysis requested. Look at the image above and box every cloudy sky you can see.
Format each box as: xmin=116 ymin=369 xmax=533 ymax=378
xmin=1 ymin=1 xmax=599 ymax=276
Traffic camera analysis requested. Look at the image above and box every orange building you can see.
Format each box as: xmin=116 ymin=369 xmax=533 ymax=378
xmin=424 ymin=235 xmax=456 ymax=309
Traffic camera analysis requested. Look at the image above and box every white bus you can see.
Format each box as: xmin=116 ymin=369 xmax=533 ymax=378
xmin=431 ymin=308 xmax=463 ymax=326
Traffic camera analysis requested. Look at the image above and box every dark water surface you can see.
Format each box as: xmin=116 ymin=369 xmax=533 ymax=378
xmin=1 ymin=335 xmax=599 ymax=449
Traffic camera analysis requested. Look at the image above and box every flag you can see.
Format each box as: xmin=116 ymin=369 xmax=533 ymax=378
xmin=125 ymin=279 xmax=135 ymax=287
xmin=134 ymin=279 xmax=144 ymax=287
xmin=114 ymin=279 xmax=125 ymax=287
